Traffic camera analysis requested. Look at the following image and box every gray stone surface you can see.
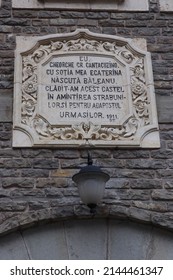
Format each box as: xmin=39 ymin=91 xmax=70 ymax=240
xmin=150 ymin=227 xmax=173 ymax=259
xmin=22 ymin=222 xmax=69 ymax=259
xmin=152 ymin=189 xmax=173 ymax=200
xmin=156 ymin=95 xmax=173 ymax=123
xmin=0 ymin=219 xmax=173 ymax=259
xmin=108 ymin=220 xmax=151 ymax=259
xmin=0 ymin=232 xmax=29 ymax=260
xmin=64 ymin=219 xmax=107 ymax=259
xmin=0 ymin=92 xmax=12 ymax=122
xmin=159 ymin=0 xmax=173 ymax=11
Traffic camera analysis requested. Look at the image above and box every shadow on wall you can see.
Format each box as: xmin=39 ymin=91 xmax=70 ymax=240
xmin=0 ymin=218 xmax=173 ymax=260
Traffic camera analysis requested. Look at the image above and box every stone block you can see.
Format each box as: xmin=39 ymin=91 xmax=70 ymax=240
xmin=15 ymin=212 xmax=38 ymax=229
xmin=2 ymin=177 xmax=34 ymax=189
xmin=106 ymin=178 xmax=129 ymax=189
xmin=33 ymin=158 xmax=59 ymax=169
xmin=167 ymin=203 xmax=173 ymax=211
xmin=0 ymin=131 xmax=11 ymax=141
xmin=0 ymin=91 xmax=12 ymax=122
xmin=109 ymin=205 xmax=129 ymax=218
xmin=65 ymin=219 xmax=107 ymax=259
xmin=129 ymin=179 xmax=163 ymax=189
xmin=160 ymin=131 xmax=173 ymax=140
xmin=38 ymin=11 xmax=60 ymax=18
xmin=32 ymin=19 xmax=49 ymax=26
xmin=3 ymin=158 xmax=32 ymax=169
xmin=0 ymin=148 xmax=20 ymax=158
xmin=151 ymin=149 xmax=173 ymax=159
xmin=132 ymin=201 xmax=167 ymax=212
xmin=124 ymin=159 xmax=167 ymax=169
xmin=106 ymin=189 xmax=150 ymax=201
xmin=156 ymin=95 xmax=173 ymax=123
xmin=51 ymin=196 xmax=80 ymax=207
xmin=22 ymin=222 xmax=69 ymax=259
xmin=0 ymin=25 xmax=12 ymax=33
xmin=104 ymin=168 xmax=156 ymax=179
xmin=152 ymin=189 xmax=173 ymax=200
xmin=150 ymin=227 xmax=173 ymax=259
xmin=21 ymin=149 xmax=52 ymax=158
xmin=60 ymin=159 xmax=86 ymax=169
xmin=156 ymin=170 xmax=173 ymax=178
xmin=50 ymin=18 xmax=77 ymax=26
xmin=50 ymin=169 xmax=78 ymax=178
xmin=21 ymin=169 xmax=49 ymax=178
xmin=129 ymin=207 xmax=151 ymax=222
xmin=36 ymin=178 xmax=68 ymax=188
xmin=0 ymin=169 xmax=20 ymax=178
xmin=44 ymin=187 xmax=63 ymax=198
xmin=13 ymin=10 xmax=39 ymax=18
xmin=167 ymin=159 xmax=173 ymax=168
xmin=10 ymin=188 xmax=45 ymax=198
xmin=28 ymin=202 xmax=49 ymax=213
xmin=0 ymin=34 xmax=5 ymax=43
xmin=94 ymin=158 xmax=125 ymax=168
xmin=50 ymin=206 xmax=74 ymax=219
xmin=109 ymin=220 xmax=151 ymax=259
xmin=163 ymin=180 xmax=173 ymax=188
xmin=0 ymin=232 xmax=29 ymax=260
xmin=86 ymin=12 xmax=109 ymax=19
xmin=53 ymin=149 xmax=80 ymax=159
xmin=113 ymin=150 xmax=151 ymax=159
xmin=151 ymin=213 xmax=173 ymax=229
xmin=0 ymin=189 xmax=9 ymax=198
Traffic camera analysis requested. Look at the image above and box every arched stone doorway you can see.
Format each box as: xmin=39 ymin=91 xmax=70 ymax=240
xmin=0 ymin=219 xmax=173 ymax=259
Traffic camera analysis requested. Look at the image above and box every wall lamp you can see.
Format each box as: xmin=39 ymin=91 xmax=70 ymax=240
xmin=72 ymin=152 xmax=110 ymax=213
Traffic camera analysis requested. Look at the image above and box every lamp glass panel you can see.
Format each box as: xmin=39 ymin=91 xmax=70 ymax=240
xmin=76 ymin=173 xmax=107 ymax=205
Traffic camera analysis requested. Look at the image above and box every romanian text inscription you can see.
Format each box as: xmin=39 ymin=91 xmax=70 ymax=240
xmin=13 ymin=29 xmax=160 ymax=147
xmin=40 ymin=54 xmax=129 ymax=125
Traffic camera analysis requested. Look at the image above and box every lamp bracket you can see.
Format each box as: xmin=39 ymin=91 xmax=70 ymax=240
xmin=87 ymin=151 xmax=93 ymax=166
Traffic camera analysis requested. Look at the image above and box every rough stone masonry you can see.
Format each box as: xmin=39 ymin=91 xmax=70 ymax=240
xmin=0 ymin=0 xmax=173 ymax=235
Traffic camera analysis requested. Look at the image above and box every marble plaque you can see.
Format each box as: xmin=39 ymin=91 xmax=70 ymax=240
xmin=12 ymin=0 xmax=149 ymax=11
xmin=13 ymin=29 xmax=160 ymax=148
xmin=159 ymin=0 xmax=173 ymax=11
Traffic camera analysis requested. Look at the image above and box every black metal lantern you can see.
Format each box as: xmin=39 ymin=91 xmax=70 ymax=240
xmin=72 ymin=153 xmax=110 ymax=212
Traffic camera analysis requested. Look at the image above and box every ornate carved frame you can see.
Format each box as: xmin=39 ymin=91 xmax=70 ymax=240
xmin=159 ymin=0 xmax=173 ymax=11
xmin=13 ymin=29 xmax=160 ymax=148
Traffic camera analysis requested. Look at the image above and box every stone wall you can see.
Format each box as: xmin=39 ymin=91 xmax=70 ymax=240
xmin=0 ymin=0 xmax=173 ymax=235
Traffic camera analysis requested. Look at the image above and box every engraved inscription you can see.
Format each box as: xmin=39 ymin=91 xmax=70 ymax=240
xmin=13 ymin=29 xmax=160 ymax=147
xmin=39 ymin=54 xmax=128 ymax=125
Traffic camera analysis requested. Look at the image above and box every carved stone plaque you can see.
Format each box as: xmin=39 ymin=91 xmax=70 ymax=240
xmin=13 ymin=29 xmax=160 ymax=148
xmin=12 ymin=0 xmax=149 ymax=11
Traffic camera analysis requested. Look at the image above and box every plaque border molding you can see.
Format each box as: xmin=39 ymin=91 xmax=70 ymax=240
xmin=13 ymin=29 xmax=160 ymax=148
xmin=12 ymin=0 xmax=149 ymax=11
xmin=159 ymin=0 xmax=173 ymax=11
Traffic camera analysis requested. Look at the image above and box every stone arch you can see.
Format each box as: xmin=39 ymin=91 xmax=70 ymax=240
xmin=1 ymin=205 xmax=173 ymax=238
xmin=0 ymin=218 xmax=173 ymax=259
